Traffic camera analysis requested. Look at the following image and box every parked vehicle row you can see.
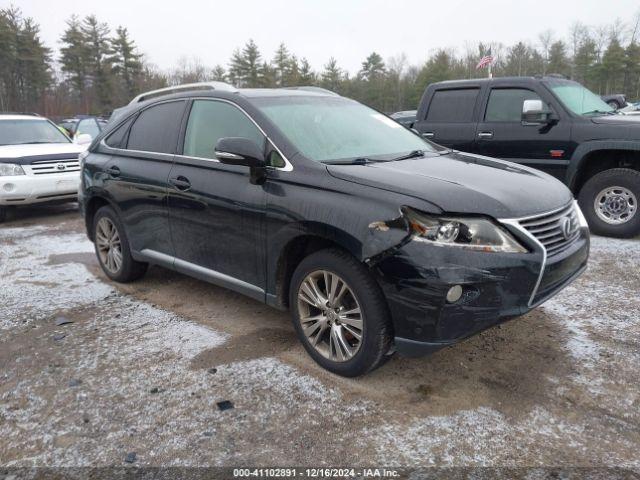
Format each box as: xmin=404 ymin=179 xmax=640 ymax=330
xmin=58 ymin=116 xmax=107 ymax=144
xmin=79 ymin=82 xmax=589 ymax=376
xmin=600 ymin=93 xmax=627 ymax=110
xmin=0 ymin=113 xmax=85 ymax=222
xmin=412 ymin=76 xmax=640 ymax=238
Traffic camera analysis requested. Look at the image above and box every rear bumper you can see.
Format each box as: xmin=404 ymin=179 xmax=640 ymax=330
xmin=0 ymin=172 xmax=80 ymax=206
xmin=373 ymin=228 xmax=589 ymax=357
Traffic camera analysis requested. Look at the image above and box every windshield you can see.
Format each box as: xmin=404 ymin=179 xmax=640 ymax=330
xmin=0 ymin=119 xmax=71 ymax=145
xmin=253 ymin=96 xmax=435 ymax=162
xmin=547 ymin=81 xmax=614 ymax=116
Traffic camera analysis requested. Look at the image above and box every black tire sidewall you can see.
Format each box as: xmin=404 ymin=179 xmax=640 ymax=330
xmin=93 ymin=206 xmax=145 ymax=282
xmin=289 ymin=249 xmax=392 ymax=377
xmin=578 ymin=168 xmax=640 ymax=238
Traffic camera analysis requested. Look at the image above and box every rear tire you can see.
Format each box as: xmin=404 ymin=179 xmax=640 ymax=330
xmin=93 ymin=205 xmax=148 ymax=282
xmin=578 ymin=168 xmax=640 ymax=238
xmin=289 ymin=248 xmax=393 ymax=377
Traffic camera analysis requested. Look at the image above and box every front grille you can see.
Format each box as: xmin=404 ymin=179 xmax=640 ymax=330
xmin=518 ymin=203 xmax=580 ymax=256
xmin=27 ymin=158 xmax=80 ymax=175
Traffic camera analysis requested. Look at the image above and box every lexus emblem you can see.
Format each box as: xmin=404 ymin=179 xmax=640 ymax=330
xmin=561 ymin=216 xmax=573 ymax=240
xmin=56 ymin=163 xmax=66 ymax=171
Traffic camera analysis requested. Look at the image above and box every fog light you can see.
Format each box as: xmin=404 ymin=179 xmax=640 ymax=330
xmin=446 ymin=285 xmax=463 ymax=303
xmin=3 ymin=183 xmax=15 ymax=192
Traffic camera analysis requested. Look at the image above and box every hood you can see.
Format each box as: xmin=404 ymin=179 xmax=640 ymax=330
xmin=590 ymin=114 xmax=640 ymax=126
xmin=0 ymin=143 xmax=85 ymax=164
xmin=327 ymin=152 xmax=573 ymax=219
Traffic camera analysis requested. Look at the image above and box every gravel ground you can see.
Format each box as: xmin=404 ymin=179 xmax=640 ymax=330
xmin=0 ymin=204 xmax=639 ymax=474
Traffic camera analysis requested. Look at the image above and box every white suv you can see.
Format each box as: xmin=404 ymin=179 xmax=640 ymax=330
xmin=0 ymin=114 xmax=86 ymax=222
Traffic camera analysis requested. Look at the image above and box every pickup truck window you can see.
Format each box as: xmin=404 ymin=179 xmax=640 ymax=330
xmin=485 ymin=88 xmax=542 ymax=122
xmin=426 ymin=88 xmax=479 ymax=123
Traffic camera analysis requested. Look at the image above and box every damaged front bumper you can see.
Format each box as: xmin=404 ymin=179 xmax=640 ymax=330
xmin=370 ymin=225 xmax=589 ymax=357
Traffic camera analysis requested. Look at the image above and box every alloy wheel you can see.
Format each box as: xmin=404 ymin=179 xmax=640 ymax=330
xmin=594 ymin=186 xmax=637 ymax=224
xmin=297 ymin=270 xmax=364 ymax=362
xmin=95 ymin=217 xmax=123 ymax=274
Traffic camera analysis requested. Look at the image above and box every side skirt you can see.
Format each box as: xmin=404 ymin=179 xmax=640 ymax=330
xmin=137 ymin=249 xmax=265 ymax=303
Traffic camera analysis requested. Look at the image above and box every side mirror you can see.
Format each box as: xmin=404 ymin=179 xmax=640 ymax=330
xmin=215 ymin=137 xmax=265 ymax=168
xmin=75 ymin=133 xmax=93 ymax=145
xmin=522 ymin=99 xmax=552 ymax=125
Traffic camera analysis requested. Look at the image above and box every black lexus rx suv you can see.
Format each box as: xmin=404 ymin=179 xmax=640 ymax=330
xmin=80 ymin=83 xmax=590 ymax=377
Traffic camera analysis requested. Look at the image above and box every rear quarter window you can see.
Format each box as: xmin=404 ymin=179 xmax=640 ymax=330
xmin=426 ymin=88 xmax=479 ymax=123
xmin=104 ymin=116 xmax=135 ymax=149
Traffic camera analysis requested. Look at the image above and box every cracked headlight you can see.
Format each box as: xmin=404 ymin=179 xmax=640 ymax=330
xmin=404 ymin=207 xmax=527 ymax=253
xmin=0 ymin=163 xmax=25 ymax=176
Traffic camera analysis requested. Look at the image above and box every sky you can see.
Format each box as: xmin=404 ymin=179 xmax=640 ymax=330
xmin=9 ymin=0 xmax=640 ymax=74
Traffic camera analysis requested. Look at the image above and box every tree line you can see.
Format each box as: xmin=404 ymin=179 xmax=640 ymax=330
xmin=1 ymin=5 xmax=640 ymax=118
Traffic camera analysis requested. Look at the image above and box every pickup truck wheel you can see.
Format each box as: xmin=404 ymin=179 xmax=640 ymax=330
xmin=0 ymin=206 xmax=7 ymax=223
xmin=289 ymin=248 xmax=393 ymax=377
xmin=93 ymin=206 xmax=148 ymax=282
xmin=578 ymin=168 xmax=640 ymax=238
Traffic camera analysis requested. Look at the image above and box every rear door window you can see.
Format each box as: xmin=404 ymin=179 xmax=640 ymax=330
xmin=426 ymin=88 xmax=479 ymax=123
xmin=126 ymin=101 xmax=186 ymax=154
xmin=182 ymin=100 xmax=264 ymax=160
xmin=485 ymin=88 xmax=542 ymax=122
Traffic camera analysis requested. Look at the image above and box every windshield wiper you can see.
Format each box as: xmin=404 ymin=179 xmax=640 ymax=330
xmin=322 ymin=157 xmax=379 ymax=165
xmin=388 ymin=149 xmax=425 ymax=162
xmin=582 ymin=110 xmax=615 ymax=116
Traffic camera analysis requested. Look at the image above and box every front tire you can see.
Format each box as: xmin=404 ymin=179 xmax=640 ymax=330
xmin=289 ymin=248 xmax=393 ymax=377
xmin=578 ymin=168 xmax=640 ymax=238
xmin=93 ymin=206 xmax=148 ymax=282
xmin=0 ymin=206 xmax=7 ymax=223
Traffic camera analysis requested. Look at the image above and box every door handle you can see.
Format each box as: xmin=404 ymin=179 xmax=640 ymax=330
xmin=478 ymin=131 xmax=494 ymax=139
xmin=106 ymin=166 xmax=120 ymax=177
xmin=169 ymin=176 xmax=191 ymax=191
xmin=422 ymin=132 xmax=435 ymax=139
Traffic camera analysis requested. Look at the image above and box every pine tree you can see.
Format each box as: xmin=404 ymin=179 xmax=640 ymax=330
xmin=211 ymin=65 xmax=227 ymax=82
xmin=59 ymin=15 xmax=88 ymax=99
xmin=0 ymin=7 xmax=50 ymax=112
xmin=298 ymin=58 xmax=316 ymax=85
xmin=624 ymin=42 xmax=640 ymax=99
xmin=321 ymin=57 xmax=342 ymax=92
xmin=81 ymin=15 xmax=113 ymax=112
xmin=110 ymin=26 xmax=142 ymax=101
xmin=272 ymin=42 xmax=290 ymax=87
xmin=602 ymin=37 xmax=626 ymax=93
xmin=359 ymin=52 xmax=385 ymax=81
xmin=228 ymin=39 xmax=265 ymax=87
xmin=547 ymin=41 xmax=570 ymax=77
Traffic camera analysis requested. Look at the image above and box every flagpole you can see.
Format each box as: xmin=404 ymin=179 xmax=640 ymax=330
xmin=488 ymin=61 xmax=492 ymax=79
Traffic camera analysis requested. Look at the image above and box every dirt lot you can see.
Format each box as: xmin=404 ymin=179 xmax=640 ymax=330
xmin=1 ymin=204 xmax=639 ymax=472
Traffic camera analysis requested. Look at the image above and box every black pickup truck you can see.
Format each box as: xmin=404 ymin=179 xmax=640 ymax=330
xmin=413 ymin=76 xmax=640 ymax=237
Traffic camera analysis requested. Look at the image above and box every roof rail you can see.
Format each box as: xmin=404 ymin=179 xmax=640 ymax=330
xmin=128 ymin=81 xmax=238 ymax=105
xmin=281 ymin=86 xmax=340 ymax=96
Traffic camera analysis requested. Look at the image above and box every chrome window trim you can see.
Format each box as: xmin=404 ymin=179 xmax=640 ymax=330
xmin=100 ymin=97 xmax=294 ymax=172
xmin=98 ymin=140 xmax=175 ymax=163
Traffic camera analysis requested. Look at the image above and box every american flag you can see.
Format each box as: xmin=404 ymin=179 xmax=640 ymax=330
xmin=476 ymin=51 xmax=494 ymax=70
